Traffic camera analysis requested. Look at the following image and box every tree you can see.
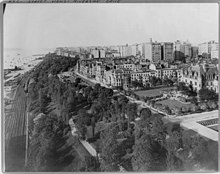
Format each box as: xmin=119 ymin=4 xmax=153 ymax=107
xmin=199 ymin=88 xmax=218 ymax=101
xmin=28 ymin=113 xmax=69 ymax=171
xmin=190 ymin=104 xmax=199 ymax=112
xmin=126 ymin=103 xmax=138 ymax=128
xmin=84 ymin=86 xmax=93 ymax=98
xmin=181 ymin=106 xmax=188 ymax=113
xmin=105 ymin=88 xmax=114 ymax=97
xmin=173 ymin=107 xmax=181 ymax=115
xmin=149 ymin=76 xmax=157 ymax=87
xmin=149 ymin=100 xmax=155 ymax=108
xmin=164 ymin=106 xmax=172 ymax=115
xmin=118 ymin=95 xmax=129 ymax=105
xmin=199 ymin=102 xmax=208 ymax=111
xmin=156 ymin=78 xmax=162 ymax=86
xmin=147 ymin=114 xmax=165 ymax=143
xmin=165 ymin=124 xmax=183 ymax=171
xmin=94 ymin=83 xmax=101 ymax=93
xmin=207 ymin=100 xmax=217 ymax=109
xmin=75 ymin=109 xmax=90 ymax=139
xmin=179 ymin=134 xmax=211 ymax=171
xmin=84 ymin=156 xmax=100 ymax=171
xmin=38 ymin=88 xmax=51 ymax=113
xmin=131 ymin=79 xmax=139 ymax=88
xmin=190 ymin=97 xmax=198 ymax=105
xmin=140 ymin=108 xmax=152 ymax=121
xmin=177 ymin=82 xmax=188 ymax=92
xmin=132 ymin=132 xmax=167 ymax=171
xmin=100 ymin=124 xmax=120 ymax=171
xmin=132 ymin=134 xmax=153 ymax=171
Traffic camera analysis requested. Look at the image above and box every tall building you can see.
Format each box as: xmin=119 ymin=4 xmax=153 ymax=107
xmin=143 ymin=41 xmax=152 ymax=61
xmin=127 ymin=44 xmax=137 ymax=56
xmin=198 ymin=40 xmax=218 ymax=58
xmin=174 ymin=40 xmax=184 ymax=61
xmin=152 ymin=42 xmax=162 ymax=62
xmin=211 ymin=43 xmax=219 ymax=59
xmin=91 ymin=49 xmax=99 ymax=58
xmin=143 ymin=38 xmax=161 ymax=62
xmin=191 ymin=46 xmax=198 ymax=58
xmin=137 ymin=43 xmax=143 ymax=56
xmin=183 ymin=41 xmax=192 ymax=57
xmin=99 ymin=49 xmax=106 ymax=58
xmin=161 ymin=42 xmax=174 ymax=62
xmin=119 ymin=44 xmax=129 ymax=57
xmin=174 ymin=40 xmax=192 ymax=61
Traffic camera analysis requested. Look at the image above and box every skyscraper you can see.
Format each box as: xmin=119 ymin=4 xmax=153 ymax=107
xmin=174 ymin=40 xmax=191 ymax=61
xmin=198 ymin=40 xmax=218 ymax=58
xmin=161 ymin=42 xmax=174 ymax=62
xmin=143 ymin=38 xmax=161 ymax=62
xmin=191 ymin=46 xmax=198 ymax=58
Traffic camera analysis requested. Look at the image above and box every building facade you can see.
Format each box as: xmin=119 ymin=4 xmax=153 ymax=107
xmin=191 ymin=46 xmax=198 ymax=58
xmin=174 ymin=40 xmax=192 ymax=61
xmin=162 ymin=42 xmax=174 ymax=62
xmin=143 ymin=39 xmax=162 ymax=62
xmin=198 ymin=41 xmax=218 ymax=59
xmin=180 ymin=63 xmax=219 ymax=92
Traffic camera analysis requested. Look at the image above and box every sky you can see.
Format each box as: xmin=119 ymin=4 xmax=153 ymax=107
xmin=4 ymin=3 xmax=219 ymax=51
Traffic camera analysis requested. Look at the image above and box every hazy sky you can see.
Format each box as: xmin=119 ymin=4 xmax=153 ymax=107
xmin=4 ymin=3 xmax=218 ymax=51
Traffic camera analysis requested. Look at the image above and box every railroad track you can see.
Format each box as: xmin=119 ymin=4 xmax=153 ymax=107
xmin=4 ymin=82 xmax=28 ymax=172
xmin=5 ymin=85 xmax=27 ymax=139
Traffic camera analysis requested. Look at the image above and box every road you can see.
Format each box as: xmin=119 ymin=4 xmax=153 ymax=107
xmin=5 ymin=84 xmax=27 ymax=172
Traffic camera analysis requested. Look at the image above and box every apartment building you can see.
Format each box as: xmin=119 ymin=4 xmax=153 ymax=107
xmin=104 ymin=69 xmax=130 ymax=88
xmin=211 ymin=42 xmax=219 ymax=59
xmin=119 ymin=45 xmax=129 ymax=57
xmin=127 ymin=44 xmax=137 ymax=56
xmin=137 ymin=43 xmax=143 ymax=56
xmin=99 ymin=49 xmax=106 ymax=58
xmin=91 ymin=49 xmax=99 ymax=58
xmin=183 ymin=41 xmax=192 ymax=57
xmin=143 ymin=39 xmax=162 ymax=62
xmin=191 ymin=46 xmax=198 ymax=58
xmin=149 ymin=63 xmax=178 ymax=79
xmin=198 ymin=40 xmax=218 ymax=59
xmin=131 ymin=70 xmax=157 ymax=85
xmin=161 ymin=42 xmax=174 ymax=62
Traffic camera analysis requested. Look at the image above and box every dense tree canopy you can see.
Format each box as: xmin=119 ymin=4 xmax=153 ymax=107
xmin=199 ymin=88 xmax=218 ymax=101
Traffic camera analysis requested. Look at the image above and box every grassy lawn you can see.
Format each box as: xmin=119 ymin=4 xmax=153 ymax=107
xmin=157 ymin=99 xmax=191 ymax=109
xmin=135 ymin=86 xmax=176 ymax=98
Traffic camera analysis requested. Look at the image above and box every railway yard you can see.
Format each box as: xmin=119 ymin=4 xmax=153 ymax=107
xmin=4 ymin=80 xmax=27 ymax=172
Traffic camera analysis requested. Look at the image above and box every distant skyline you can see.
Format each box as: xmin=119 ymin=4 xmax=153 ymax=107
xmin=4 ymin=3 xmax=218 ymax=51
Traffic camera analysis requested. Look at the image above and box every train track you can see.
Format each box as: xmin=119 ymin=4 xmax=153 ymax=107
xmin=5 ymin=85 xmax=27 ymax=139
xmin=4 ymin=81 xmax=28 ymax=172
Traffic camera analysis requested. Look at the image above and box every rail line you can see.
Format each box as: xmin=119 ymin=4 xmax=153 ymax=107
xmin=5 ymin=85 xmax=27 ymax=139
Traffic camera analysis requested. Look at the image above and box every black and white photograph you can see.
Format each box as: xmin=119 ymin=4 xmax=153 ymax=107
xmin=2 ymin=2 xmax=219 ymax=172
